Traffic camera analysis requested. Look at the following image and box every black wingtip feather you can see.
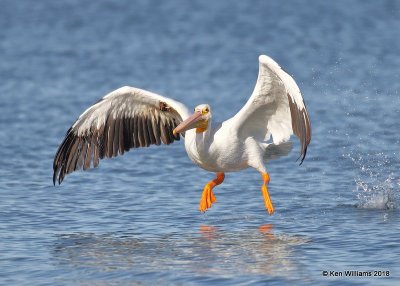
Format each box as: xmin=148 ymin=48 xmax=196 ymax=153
xmin=52 ymin=116 xmax=183 ymax=184
xmin=297 ymin=146 xmax=308 ymax=166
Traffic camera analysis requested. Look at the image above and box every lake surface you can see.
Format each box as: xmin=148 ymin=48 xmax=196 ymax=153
xmin=1 ymin=0 xmax=399 ymax=285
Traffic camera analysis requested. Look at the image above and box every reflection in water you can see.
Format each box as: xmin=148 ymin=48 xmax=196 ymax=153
xmin=199 ymin=225 xmax=219 ymax=240
xmin=195 ymin=224 xmax=309 ymax=276
xmin=258 ymin=223 xmax=273 ymax=235
xmin=52 ymin=226 xmax=310 ymax=283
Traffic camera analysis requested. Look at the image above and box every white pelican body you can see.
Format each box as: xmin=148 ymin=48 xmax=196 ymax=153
xmin=53 ymin=55 xmax=311 ymax=215
xmin=184 ymin=120 xmax=268 ymax=173
xmin=184 ymin=121 xmax=247 ymax=172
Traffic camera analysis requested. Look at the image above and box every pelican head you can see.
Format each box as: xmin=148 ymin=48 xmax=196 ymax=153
xmin=173 ymin=104 xmax=211 ymax=135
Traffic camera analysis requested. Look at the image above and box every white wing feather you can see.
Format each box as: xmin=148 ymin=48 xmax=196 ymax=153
xmin=231 ymin=55 xmax=311 ymax=162
xmin=73 ymin=86 xmax=190 ymax=135
xmin=53 ymin=86 xmax=190 ymax=184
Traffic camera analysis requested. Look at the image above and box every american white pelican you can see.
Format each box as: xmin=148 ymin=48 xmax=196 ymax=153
xmin=53 ymin=55 xmax=311 ymax=215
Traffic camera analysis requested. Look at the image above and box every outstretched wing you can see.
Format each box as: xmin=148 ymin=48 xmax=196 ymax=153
xmin=53 ymin=86 xmax=190 ymax=185
xmin=231 ymin=55 xmax=311 ymax=163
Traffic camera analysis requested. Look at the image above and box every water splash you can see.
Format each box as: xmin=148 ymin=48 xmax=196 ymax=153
xmin=346 ymin=152 xmax=399 ymax=210
xmin=355 ymin=174 xmax=397 ymax=210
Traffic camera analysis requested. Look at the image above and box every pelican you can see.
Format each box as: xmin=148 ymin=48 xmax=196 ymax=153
xmin=53 ymin=55 xmax=311 ymax=215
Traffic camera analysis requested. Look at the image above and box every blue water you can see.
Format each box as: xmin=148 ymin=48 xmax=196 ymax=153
xmin=1 ymin=0 xmax=399 ymax=285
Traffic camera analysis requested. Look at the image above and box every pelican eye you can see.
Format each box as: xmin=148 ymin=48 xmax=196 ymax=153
xmin=202 ymin=108 xmax=209 ymax=114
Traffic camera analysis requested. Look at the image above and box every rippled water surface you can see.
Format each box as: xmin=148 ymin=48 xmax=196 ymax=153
xmin=1 ymin=0 xmax=400 ymax=285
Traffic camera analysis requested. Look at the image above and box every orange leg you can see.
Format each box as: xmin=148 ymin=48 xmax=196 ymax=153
xmin=199 ymin=172 xmax=225 ymax=212
xmin=261 ymin=172 xmax=274 ymax=215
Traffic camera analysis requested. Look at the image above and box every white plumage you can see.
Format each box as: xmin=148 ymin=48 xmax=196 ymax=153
xmin=53 ymin=55 xmax=311 ymax=215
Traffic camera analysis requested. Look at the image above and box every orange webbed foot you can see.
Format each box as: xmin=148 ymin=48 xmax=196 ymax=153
xmin=199 ymin=172 xmax=224 ymax=213
xmin=199 ymin=183 xmax=217 ymax=212
xmin=261 ymin=172 xmax=274 ymax=215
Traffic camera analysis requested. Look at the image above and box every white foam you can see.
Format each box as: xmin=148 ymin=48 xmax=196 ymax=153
xmin=355 ymin=178 xmax=396 ymax=210
xmin=346 ymin=152 xmax=398 ymax=210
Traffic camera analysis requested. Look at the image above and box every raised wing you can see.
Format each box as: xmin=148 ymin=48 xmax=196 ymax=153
xmin=231 ymin=55 xmax=311 ymax=163
xmin=53 ymin=86 xmax=190 ymax=185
